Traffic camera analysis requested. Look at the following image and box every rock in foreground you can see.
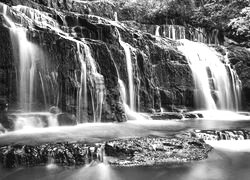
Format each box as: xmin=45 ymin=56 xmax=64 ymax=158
xmin=105 ymin=136 xmax=212 ymax=167
xmin=0 ymin=143 xmax=104 ymax=168
xmin=0 ymin=135 xmax=212 ymax=168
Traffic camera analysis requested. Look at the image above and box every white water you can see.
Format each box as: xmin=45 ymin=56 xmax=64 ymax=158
xmin=164 ymin=25 xmax=186 ymax=40
xmin=76 ymin=43 xmax=88 ymax=123
xmin=117 ymin=30 xmax=135 ymax=111
xmin=114 ymin=12 xmax=118 ymax=21
xmin=178 ymin=39 xmax=241 ymax=111
xmin=191 ymin=110 xmax=250 ymax=121
xmin=83 ymin=43 xmax=105 ymax=122
xmin=2 ymin=4 xmax=45 ymax=111
xmin=155 ymin=25 xmax=160 ymax=36
xmin=12 ymin=112 xmax=58 ymax=130
xmin=2 ymin=4 xmax=107 ymax=123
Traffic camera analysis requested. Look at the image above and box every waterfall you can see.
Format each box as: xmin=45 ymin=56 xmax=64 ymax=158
xmin=2 ymin=3 xmax=107 ymax=123
xmin=114 ymin=12 xmax=118 ymax=21
xmin=76 ymin=43 xmax=88 ymax=123
xmin=82 ymin=43 xmax=105 ymax=123
xmin=117 ymin=30 xmax=135 ymax=111
xmin=178 ymin=39 xmax=241 ymax=111
xmin=155 ymin=25 xmax=160 ymax=36
xmin=163 ymin=25 xmax=186 ymax=40
xmin=75 ymin=41 xmax=106 ymax=123
xmin=171 ymin=25 xmax=176 ymax=40
xmin=2 ymin=5 xmax=42 ymax=111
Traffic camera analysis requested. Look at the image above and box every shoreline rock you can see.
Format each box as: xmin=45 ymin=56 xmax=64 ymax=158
xmin=0 ymin=135 xmax=212 ymax=168
xmin=193 ymin=129 xmax=250 ymax=141
xmin=105 ymin=136 xmax=212 ymax=167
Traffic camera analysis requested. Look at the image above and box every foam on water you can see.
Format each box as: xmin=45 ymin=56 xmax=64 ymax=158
xmin=191 ymin=110 xmax=250 ymax=121
xmin=206 ymin=140 xmax=250 ymax=152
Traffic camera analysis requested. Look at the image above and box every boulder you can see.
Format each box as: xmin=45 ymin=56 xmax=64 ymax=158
xmin=105 ymin=136 xmax=212 ymax=167
xmin=150 ymin=112 xmax=183 ymax=120
xmin=57 ymin=113 xmax=77 ymax=126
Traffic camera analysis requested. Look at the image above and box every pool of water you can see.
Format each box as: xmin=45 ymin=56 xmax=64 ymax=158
xmin=1 ymin=149 xmax=250 ymax=180
xmin=1 ymin=117 xmax=250 ymax=180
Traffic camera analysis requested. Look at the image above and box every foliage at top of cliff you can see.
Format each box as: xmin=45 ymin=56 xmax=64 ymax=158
xmin=112 ymin=0 xmax=195 ymax=25
xmin=113 ymin=0 xmax=249 ymax=26
xmin=191 ymin=0 xmax=250 ymax=29
xmin=113 ymin=0 xmax=250 ymax=46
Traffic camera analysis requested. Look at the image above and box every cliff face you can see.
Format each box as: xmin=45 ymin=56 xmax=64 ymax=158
xmin=0 ymin=0 xmax=195 ymax=123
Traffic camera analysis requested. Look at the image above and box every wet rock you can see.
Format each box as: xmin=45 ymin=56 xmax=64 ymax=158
xmin=0 ymin=142 xmax=104 ymax=168
xmin=57 ymin=113 xmax=77 ymax=126
xmin=105 ymin=136 xmax=212 ymax=167
xmin=183 ymin=113 xmax=197 ymax=119
xmin=49 ymin=106 xmax=61 ymax=114
xmin=193 ymin=129 xmax=250 ymax=141
xmin=0 ymin=98 xmax=13 ymax=130
xmin=150 ymin=112 xmax=183 ymax=120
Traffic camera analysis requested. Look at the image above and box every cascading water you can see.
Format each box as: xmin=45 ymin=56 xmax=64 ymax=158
xmin=0 ymin=4 xmax=59 ymax=129
xmin=177 ymin=39 xmax=241 ymax=111
xmin=224 ymin=51 xmax=242 ymax=110
xmin=165 ymin=25 xmax=185 ymax=40
xmin=2 ymin=3 xmax=107 ymax=125
xmin=117 ymin=30 xmax=135 ymax=111
xmin=76 ymin=43 xmax=88 ymax=123
xmin=82 ymin=42 xmax=105 ymax=123
xmin=154 ymin=24 xmax=220 ymax=45
xmin=155 ymin=25 xmax=160 ymax=36
xmin=2 ymin=5 xmax=42 ymax=111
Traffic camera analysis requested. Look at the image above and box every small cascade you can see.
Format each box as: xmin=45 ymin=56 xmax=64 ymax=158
xmin=114 ymin=12 xmax=118 ymax=21
xmin=224 ymin=52 xmax=242 ymax=110
xmin=82 ymin=43 xmax=106 ymax=123
xmin=194 ymin=129 xmax=250 ymax=141
xmin=10 ymin=112 xmax=58 ymax=130
xmin=155 ymin=25 xmax=160 ymax=36
xmin=154 ymin=24 xmax=220 ymax=45
xmin=188 ymin=27 xmax=220 ymax=45
xmin=13 ymin=5 xmax=59 ymax=30
xmin=178 ymin=39 xmax=241 ymax=111
xmin=117 ymin=30 xmax=135 ymax=111
xmin=164 ymin=25 xmax=186 ymax=40
xmin=74 ymin=41 xmax=106 ymax=123
xmin=76 ymin=43 xmax=88 ymax=123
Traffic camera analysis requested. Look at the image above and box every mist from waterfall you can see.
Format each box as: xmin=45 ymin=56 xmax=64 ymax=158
xmin=178 ymin=39 xmax=241 ymax=111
